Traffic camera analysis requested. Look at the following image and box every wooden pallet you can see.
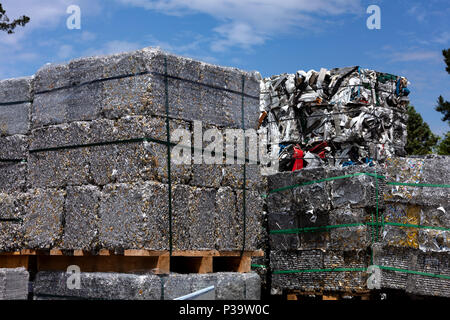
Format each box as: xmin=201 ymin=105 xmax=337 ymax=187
xmin=0 ymin=249 xmax=264 ymax=274
xmin=286 ymin=290 xmax=372 ymax=301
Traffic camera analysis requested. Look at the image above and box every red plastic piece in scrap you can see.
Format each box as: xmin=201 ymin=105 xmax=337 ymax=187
xmin=292 ymin=145 xmax=304 ymax=171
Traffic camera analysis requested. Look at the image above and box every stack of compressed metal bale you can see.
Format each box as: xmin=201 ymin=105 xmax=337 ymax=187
xmin=33 ymin=272 xmax=260 ymax=300
xmin=258 ymin=67 xmax=410 ymax=171
xmin=0 ymin=268 xmax=29 ymax=300
xmin=375 ymin=155 xmax=449 ymax=297
xmin=0 ymin=47 xmax=265 ymax=299
xmin=268 ymin=165 xmax=381 ymax=294
xmin=267 ymin=155 xmax=449 ymax=297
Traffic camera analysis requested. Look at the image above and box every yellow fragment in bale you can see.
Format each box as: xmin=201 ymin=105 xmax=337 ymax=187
xmin=398 ymin=205 xmax=420 ymax=249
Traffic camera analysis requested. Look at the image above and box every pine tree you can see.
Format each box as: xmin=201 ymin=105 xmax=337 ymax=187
xmin=436 ymin=96 xmax=450 ymax=125
xmin=437 ymin=132 xmax=450 ymax=155
xmin=443 ymin=48 xmax=450 ymax=74
xmin=0 ymin=3 xmax=30 ymax=34
xmin=435 ymin=48 xmax=450 ymax=155
xmin=435 ymin=49 xmax=450 ymax=126
xmin=406 ymin=106 xmax=439 ymax=155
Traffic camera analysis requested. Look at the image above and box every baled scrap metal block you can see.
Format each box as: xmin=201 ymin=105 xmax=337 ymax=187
xmin=222 ymin=164 xmax=264 ymax=193
xmin=384 ymin=156 xmax=449 ymax=207
xmin=191 ymin=164 xmax=223 ymax=188
xmin=154 ymin=144 xmax=192 ymax=185
xmin=329 ymin=166 xmax=384 ymax=209
xmin=32 ymin=49 xmax=156 ymax=128
xmin=298 ymin=209 xmax=330 ymax=251
xmin=0 ymin=103 xmax=30 ymax=137
xmin=236 ymin=189 xmax=264 ymax=251
xmin=32 ymin=48 xmax=259 ymax=130
xmin=162 ymin=273 xmax=256 ymax=300
xmin=29 ymin=117 xmax=191 ymax=187
xmin=383 ymin=203 xmax=421 ymax=249
xmin=0 ymin=135 xmax=28 ymax=160
xmin=322 ymin=250 xmax=368 ymax=292
xmin=268 ymin=212 xmax=300 ymax=251
xmin=373 ymin=244 xmax=450 ymax=297
xmin=32 ymin=82 xmax=103 ymax=129
xmin=29 ymin=116 xmax=186 ymax=150
xmin=172 ymin=186 xmax=216 ymax=250
xmin=420 ymin=155 xmax=450 ymax=206
xmin=372 ymin=244 xmax=411 ymax=290
xmin=28 ymin=149 xmax=90 ymax=188
xmin=329 ymin=207 xmax=371 ymax=250
xmin=0 ymin=76 xmax=33 ymax=104
xmin=214 ymin=272 xmax=261 ymax=300
xmin=33 ymin=271 xmax=162 ymax=300
xmin=270 ymin=250 xmax=324 ymax=293
xmin=22 ymin=188 xmax=65 ymax=249
xmin=0 ymin=193 xmax=25 ymax=251
xmin=0 ymin=162 xmax=27 ymax=193
xmin=60 ymin=185 xmax=101 ymax=250
xmin=407 ymin=251 xmax=450 ymax=297
xmin=0 ymin=76 xmax=32 ymax=137
xmin=418 ymin=206 xmax=450 ymax=252
xmin=151 ymin=52 xmax=260 ymax=97
xmin=290 ymin=168 xmax=331 ymax=219
xmin=214 ymin=187 xmax=239 ymax=250
xmin=34 ymin=271 xmax=260 ymax=300
xmin=0 ymin=268 xmax=29 ymax=300
xmin=384 ymin=157 xmax=424 ymax=203
xmin=99 ymin=181 xmax=169 ymax=251
xmin=149 ymin=51 xmax=260 ymax=129
xmin=89 ymin=143 xmax=151 ymax=186
xmin=163 ymin=272 xmax=261 ymax=300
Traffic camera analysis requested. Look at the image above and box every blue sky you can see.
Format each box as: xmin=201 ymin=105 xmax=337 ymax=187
xmin=1 ymin=0 xmax=449 ymax=135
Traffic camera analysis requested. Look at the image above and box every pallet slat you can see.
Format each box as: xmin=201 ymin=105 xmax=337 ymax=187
xmin=0 ymin=250 xmax=263 ymax=274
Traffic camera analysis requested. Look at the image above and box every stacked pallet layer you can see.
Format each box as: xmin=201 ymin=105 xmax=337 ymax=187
xmin=267 ymin=155 xmax=449 ymax=297
xmin=0 ymin=47 xmax=264 ymax=253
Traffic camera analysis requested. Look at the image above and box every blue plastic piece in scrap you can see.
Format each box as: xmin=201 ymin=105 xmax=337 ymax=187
xmin=342 ymin=161 xmax=355 ymax=167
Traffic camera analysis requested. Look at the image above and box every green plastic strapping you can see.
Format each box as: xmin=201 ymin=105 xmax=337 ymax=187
xmin=251 ymin=264 xmax=267 ymax=269
xmin=383 ymin=222 xmax=450 ymax=232
xmin=261 ymin=172 xmax=385 ymax=198
xmin=164 ymin=57 xmax=173 ymax=256
xmin=270 ymin=223 xmax=369 ymax=234
xmin=272 ymin=266 xmax=450 ymax=280
xmin=376 ymin=265 xmax=450 ymax=280
xmin=270 ymin=221 xmax=450 ymax=234
xmin=272 ymin=267 xmax=366 ymax=275
xmin=386 ymin=181 xmax=450 ymax=188
xmin=262 ymin=171 xmax=450 ymax=198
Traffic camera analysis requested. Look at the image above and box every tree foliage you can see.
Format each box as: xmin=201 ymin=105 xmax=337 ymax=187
xmin=0 ymin=3 xmax=30 ymax=34
xmin=443 ymin=48 xmax=450 ymax=74
xmin=435 ymin=48 xmax=450 ymax=155
xmin=435 ymin=49 xmax=450 ymax=126
xmin=406 ymin=105 xmax=439 ymax=155
xmin=436 ymin=95 xmax=450 ymax=126
xmin=436 ymin=132 xmax=450 ymax=155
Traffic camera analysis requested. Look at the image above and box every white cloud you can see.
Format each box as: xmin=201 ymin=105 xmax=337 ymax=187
xmin=0 ymin=0 xmax=104 ymax=75
xmin=390 ymin=51 xmax=441 ymax=63
xmin=116 ymin=0 xmax=362 ymax=51
xmin=84 ymin=40 xmax=142 ymax=56
xmin=433 ymin=31 xmax=450 ymax=45
xmin=57 ymin=44 xmax=74 ymax=59
xmin=81 ymin=31 xmax=97 ymax=42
